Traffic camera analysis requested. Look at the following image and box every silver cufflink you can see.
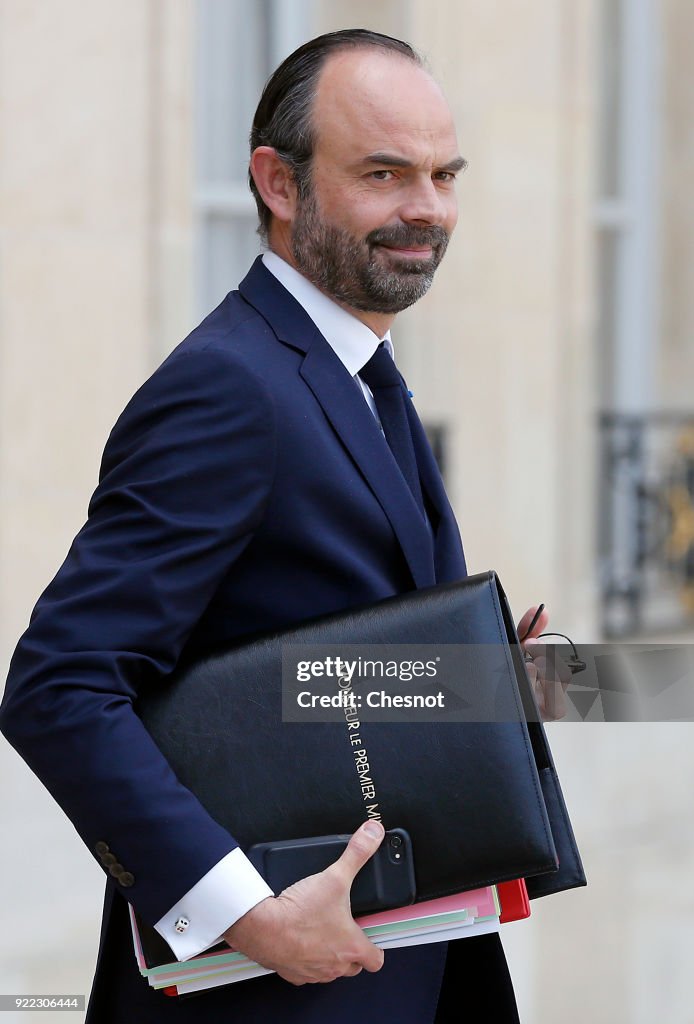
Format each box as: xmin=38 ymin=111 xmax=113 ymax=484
xmin=175 ymin=916 xmax=190 ymax=933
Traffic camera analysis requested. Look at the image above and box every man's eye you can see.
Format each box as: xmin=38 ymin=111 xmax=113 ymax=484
xmin=370 ymin=170 xmax=394 ymax=181
xmin=434 ymin=172 xmax=456 ymax=183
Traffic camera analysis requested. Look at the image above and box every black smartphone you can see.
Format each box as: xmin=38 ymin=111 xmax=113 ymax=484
xmin=247 ymin=827 xmax=416 ymax=915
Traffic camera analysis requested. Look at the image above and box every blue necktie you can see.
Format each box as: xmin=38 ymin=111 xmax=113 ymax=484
xmin=359 ymin=344 xmax=426 ymax=519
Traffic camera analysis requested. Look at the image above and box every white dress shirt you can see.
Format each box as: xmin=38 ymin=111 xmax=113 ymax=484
xmin=262 ymin=251 xmax=393 ymax=415
xmin=155 ymin=252 xmax=393 ymax=960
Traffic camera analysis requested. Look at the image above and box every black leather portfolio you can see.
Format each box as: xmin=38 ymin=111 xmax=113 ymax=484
xmin=136 ymin=571 xmax=585 ymax=925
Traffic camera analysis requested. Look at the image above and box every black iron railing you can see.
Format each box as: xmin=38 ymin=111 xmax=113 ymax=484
xmin=600 ymin=411 xmax=694 ymax=636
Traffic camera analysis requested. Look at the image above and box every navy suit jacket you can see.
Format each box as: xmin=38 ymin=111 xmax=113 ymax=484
xmin=0 ymin=258 xmax=477 ymax=1022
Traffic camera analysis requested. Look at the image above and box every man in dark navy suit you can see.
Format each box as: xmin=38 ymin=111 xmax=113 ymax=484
xmin=0 ymin=29 xmax=543 ymax=1022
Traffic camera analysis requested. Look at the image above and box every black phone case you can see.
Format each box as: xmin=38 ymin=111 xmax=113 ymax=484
xmin=247 ymin=829 xmax=417 ymax=915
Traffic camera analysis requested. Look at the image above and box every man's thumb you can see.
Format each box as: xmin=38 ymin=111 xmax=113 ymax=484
xmin=335 ymin=820 xmax=385 ymax=881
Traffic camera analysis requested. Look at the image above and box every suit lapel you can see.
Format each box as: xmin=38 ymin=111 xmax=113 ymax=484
xmin=300 ymin=345 xmax=436 ymax=588
xmin=239 ymin=259 xmax=436 ymax=588
xmin=405 ymin=400 xmax=467 ymax=582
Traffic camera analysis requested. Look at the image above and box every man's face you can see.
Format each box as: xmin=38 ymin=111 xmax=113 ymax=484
xmin=288 ymin=49 xmax=463 ymax=316
xmin=291 ymin=179 xmax=451 ymax=315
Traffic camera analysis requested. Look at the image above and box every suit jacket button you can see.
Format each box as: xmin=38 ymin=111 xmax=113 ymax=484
xmin=102 ymin=853 xmax=117 ymax=867
xmin=118 ymin=872 xmax=135 ymax=888
xmin=108 ymin=863 xmax=125 ymax=877
xmin=95 ymin=842 xmax=110 ymax=856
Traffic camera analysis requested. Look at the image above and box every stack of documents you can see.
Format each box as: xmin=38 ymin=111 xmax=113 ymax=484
xmin=130 ymin=886 xmax=502 ymax=997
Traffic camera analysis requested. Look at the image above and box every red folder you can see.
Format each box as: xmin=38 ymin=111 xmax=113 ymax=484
xmin=498 ymin=879 xmax=531 ymax=924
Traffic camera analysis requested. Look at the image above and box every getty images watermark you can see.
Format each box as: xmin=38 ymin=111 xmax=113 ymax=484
xmin=280 ymin=642 xmax=694 ymax=723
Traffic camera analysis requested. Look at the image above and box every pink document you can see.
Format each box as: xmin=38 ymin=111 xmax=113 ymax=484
xmin=355 ymin=886 xmax=497 ymax=928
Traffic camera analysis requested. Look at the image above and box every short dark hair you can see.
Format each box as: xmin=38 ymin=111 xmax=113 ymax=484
xmin=248 ymin=29 xmax=423 ymax=241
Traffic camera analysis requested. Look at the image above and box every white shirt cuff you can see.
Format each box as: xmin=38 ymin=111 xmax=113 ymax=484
xmin=154 ymin=847 xmax=274 ymax=961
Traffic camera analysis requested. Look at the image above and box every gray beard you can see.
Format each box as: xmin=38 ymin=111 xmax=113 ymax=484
xmin=290 ymin=192 xmax=450 ymax=314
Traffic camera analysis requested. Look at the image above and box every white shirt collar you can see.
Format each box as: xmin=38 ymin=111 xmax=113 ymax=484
xmin=262 ymin=251 xmax=393 ymax=376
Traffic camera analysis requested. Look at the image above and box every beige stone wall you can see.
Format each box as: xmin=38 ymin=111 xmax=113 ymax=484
xmin=0 ymin=0 xmax=193 ymax=664
xmin=659 ymin=0 xmax=694 ymax=407
xmin=1 ymin=0 xmax=148 ymax=660
xmin=0 ymin=1 xmax=193 ymax=1018
xmin=312 ymin=0 xmax=409 ymax=38
xmin=517 ymin=722 xmax=694 ymax=1024
xmin=403 ymin=1 xmax=599 ymax=636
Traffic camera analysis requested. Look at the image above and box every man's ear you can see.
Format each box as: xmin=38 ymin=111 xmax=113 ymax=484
xmin=250 ymin=147 xmax=298 ymax=226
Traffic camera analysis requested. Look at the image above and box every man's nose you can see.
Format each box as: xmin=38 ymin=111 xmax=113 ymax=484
xmin=398 ymin=177 xmax=447 ymax=226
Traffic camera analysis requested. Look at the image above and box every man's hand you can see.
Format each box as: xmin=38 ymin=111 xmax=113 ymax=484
xmin=517 ymin=605 xmax=572 ymax=721
xmin=223 ymin=820 xmax=386 ymax=986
